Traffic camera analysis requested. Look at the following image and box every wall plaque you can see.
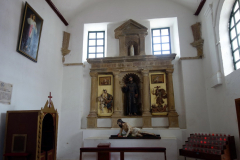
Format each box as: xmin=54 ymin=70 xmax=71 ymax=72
xmin=0 ymin=81 xmax=13 ymax=105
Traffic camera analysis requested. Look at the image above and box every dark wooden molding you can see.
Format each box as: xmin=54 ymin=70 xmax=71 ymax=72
xmin=194 ymin=0 xmax=206 ymax=16
xmin=235 ymin=98 xmax=240 ymax=138
xmin=45 ymin=0 xmax=68 ymax=26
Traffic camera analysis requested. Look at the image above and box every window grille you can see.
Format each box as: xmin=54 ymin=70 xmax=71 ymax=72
xmin=229 ymin=0 xmax=240 ymax=70
xmin=87 ymin=31 xmax=105 ymax=58
xmin=151 ymin=28 xmax=171 ymax=55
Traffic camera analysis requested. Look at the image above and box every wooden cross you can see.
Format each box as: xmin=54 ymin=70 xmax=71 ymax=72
xmin=48 ymin=92 xmax=52 ymax=108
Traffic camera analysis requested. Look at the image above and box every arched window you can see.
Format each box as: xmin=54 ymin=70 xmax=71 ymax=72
xmin=229 ymin=0 xmax=240 ymax=70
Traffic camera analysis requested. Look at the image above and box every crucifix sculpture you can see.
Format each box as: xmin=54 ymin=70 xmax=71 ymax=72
xmin=48 ymin=92 xmax=52 ymax=108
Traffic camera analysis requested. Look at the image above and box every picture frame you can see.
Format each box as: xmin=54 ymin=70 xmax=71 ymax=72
xmin=17 ymin=2 xmax=43 ymax=62
xmin=99 ymin=76 xmax=111 ymax=85
xmin=151 ymin=74 xmax=164 ymax=84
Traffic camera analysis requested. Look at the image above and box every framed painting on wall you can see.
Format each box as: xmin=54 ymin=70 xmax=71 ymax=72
xmin=99 ymin=76 xmax=111 ymax=85
xmin=17 ymin=2 xmax=43 ymax=62
xmin=151 ymin=74 xmax=164 ymax=84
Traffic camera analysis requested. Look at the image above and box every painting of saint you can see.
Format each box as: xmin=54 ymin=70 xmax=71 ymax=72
xmin=98 ymin=89 xmax=113 ymax=113
xmin=17 ymin=2 xmax=43 ymax=62
xmin=151 ymin=74 xmax=164 ymax=84
xmin=99 ymin=76 xmax=111 ymax=85
xmin=151 ymin=86 xmax=168 ymax=113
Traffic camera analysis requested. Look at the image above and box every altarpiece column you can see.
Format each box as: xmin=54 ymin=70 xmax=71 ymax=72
xmin=141 ymin=69 xmax=152 ymax=128
xmin=87 ymin=72 xmax=98 ymax=128
xmin=166 ymin=69 xmax=179 ymax=128
xmin=111 ymin=71 xmax=123 ymax=128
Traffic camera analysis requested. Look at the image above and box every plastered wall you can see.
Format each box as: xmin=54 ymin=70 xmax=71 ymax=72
xmin=0 ymin=0 xmax=66 ymax=158
xmin=199 ymin=0 xmax=240 ymax=158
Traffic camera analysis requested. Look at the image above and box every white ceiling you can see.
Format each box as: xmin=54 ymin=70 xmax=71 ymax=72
xmin=171 ymin=0 xmax=202 ymax=11
xmin=51 ymin=0 xmax=202 ymax=23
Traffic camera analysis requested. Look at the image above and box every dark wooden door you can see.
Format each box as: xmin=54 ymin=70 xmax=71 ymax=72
xmin=235 ymin=98 xmax=240 ymax=137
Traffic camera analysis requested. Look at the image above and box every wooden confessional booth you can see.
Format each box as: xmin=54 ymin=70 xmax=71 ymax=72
xmin=3 ymin=100 xmax=58 ymax=160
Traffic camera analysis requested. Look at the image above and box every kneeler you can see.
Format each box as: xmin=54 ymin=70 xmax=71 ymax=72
xmin=97 ymin=143 xmax=111 ymax=160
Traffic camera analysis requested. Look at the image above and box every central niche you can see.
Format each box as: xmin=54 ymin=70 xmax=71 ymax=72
xmin=126 ymin=40 xmax=139 ymax=56
xmin=122 ymin=73 xmax=142 ymax=116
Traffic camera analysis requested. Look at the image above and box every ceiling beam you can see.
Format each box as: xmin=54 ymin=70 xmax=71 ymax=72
xmin=45 ymin=0 xmax=69 ymax=26
xmin=194 ymin=0 xmax=206 ymax=16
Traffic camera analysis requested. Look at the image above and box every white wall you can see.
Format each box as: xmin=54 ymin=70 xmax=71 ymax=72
xmin=59 ymin=0 xmax=212 ymax=159
xmin=199 ymin=0 xmax=240 ymax=158
xmin=0 ymin=0 xmax=66 ymax=158
xmin=57 ymin=65 xmax=85 ymax=159
xmin=66 ymin=0 xmax=198 ymax=62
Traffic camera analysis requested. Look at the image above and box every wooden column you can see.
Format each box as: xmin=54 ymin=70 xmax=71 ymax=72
xmin=166 ymin=69 xmax=179 ymax=128
xmin=141 ymin=69 xmax=152 ymax=128
xmin=112 ymin=71 xmax=122 ymax=128
xmin=87 ymin=71 xmax=98 ymax=128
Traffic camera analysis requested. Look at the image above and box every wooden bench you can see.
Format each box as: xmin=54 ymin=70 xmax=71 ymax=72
xmin=80 ymin=147 xmax=166 ymax=160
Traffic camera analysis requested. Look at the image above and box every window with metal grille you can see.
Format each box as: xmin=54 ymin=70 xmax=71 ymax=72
xmin=87 ymin=31 xmax=105 ymax=58
xmin=229 ymin=0 xmax=240 ymax=70
xmin=151 ymin=28 xmax=171 ymax=55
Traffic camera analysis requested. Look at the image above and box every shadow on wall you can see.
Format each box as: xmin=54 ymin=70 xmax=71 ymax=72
xmin=81 ymin=62 xmax=92 ymax=129
xmin=173 ymin=56 xmax=186 ymax=129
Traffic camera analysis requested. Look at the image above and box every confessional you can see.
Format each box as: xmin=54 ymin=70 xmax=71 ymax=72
xmin=3 ymin=100 xmax=58 ymax=160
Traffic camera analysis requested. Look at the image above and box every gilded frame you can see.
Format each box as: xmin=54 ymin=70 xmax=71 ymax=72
xmin=17 ymin=2 xmax=43 ymax=62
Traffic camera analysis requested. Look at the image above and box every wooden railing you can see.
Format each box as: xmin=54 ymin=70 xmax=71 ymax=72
xmin=80 ymin=147 xmax=166 ymax=160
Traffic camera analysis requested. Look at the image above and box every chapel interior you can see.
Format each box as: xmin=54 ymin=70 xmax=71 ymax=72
xmin=1 ymin=0 xmax=240 ymax=160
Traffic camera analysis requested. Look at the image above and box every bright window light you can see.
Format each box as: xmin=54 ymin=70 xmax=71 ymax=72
xmin=229 ymin=0 xmax=240 ymax=70
xmin=87 ymin=31 xmax=105 ymax=59
xmin=151 ymin=28 xmax=171 ymax=55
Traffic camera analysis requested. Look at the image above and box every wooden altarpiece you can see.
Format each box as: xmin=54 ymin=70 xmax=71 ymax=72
xmin=87 ymin=19 xmax=179 ymax=129
xmin=3 ymin=100 xmax=59 ymax=160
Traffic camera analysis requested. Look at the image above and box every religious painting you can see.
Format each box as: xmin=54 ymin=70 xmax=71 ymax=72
xmin=17 ymin=2 xmax=43 ymax=62
xmin=98 ymin=89 xmax=113 ymax=114
xmin=151 ymin=86 xmax=168 ymax=113
xmin=151 ymin=74 xmax=164 ymax=84
xmin=99 ymin=76 xmax=111 ymax=85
